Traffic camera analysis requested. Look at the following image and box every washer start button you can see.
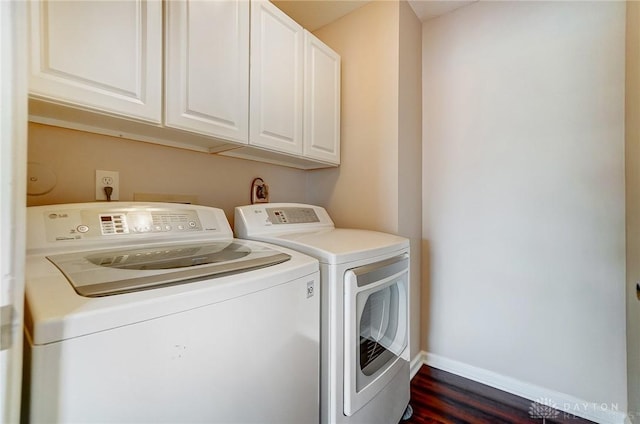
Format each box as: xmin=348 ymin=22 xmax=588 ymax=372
xmin=77 ymin=225 xmax=89 ymax=233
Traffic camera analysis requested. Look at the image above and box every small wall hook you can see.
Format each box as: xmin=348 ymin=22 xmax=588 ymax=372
xmin=251 ymin=177 xmax=270 ymax=204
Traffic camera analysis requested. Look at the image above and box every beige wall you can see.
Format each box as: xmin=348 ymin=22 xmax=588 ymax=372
xmin=423 ymin=0 xmax=626 ymax=414
xmin=308 ymin=0 xmax=423 ymax=359
xmin=308 ymin=0 xmax=399 ymax=233
xmin=627 ymin=2 xmax=640 ymax=420
xmin=27 ymin=123 xmax=308 ymax=225
xmin=397 ymin=0 xmax=423 ymax=366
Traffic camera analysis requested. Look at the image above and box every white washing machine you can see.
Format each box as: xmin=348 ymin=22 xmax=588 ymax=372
xmin=235 ymin=203 xmax=411 ymax=424
xmin=23 ymin=202 xmax=320 ymax=424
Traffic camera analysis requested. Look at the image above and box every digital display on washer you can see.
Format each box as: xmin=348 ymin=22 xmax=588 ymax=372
xmin=99 ymin=213 xmax=128 ymax=235
xmin=266 ymin=207 xmax=319 ymax=224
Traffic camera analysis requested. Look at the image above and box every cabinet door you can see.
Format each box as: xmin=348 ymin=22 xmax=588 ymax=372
xmin=250 ymin=0 xmax=304 ymax=155
xmin=165 ymin=0 xmax=249 ymax=144
xmin=304 ymin=32 xmax=341 ymax=164
xmin=28 ymin=0 xmax=162 ymax=123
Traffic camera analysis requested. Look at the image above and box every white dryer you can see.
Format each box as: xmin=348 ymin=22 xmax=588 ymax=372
xmin=235 ymin=203 xmax=411 ymax=424
xmin=23 ymin=202 xmax=320 ymax=424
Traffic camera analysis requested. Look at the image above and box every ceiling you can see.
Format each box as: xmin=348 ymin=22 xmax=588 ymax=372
xmin=271 ymin=0 xmax=477 ymax=32
xmin=408 ymin=0 xmax=477 ymax=22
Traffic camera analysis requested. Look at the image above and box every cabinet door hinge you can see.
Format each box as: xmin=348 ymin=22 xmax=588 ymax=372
xmin=0 ymin=305 xmax=15 ymax=351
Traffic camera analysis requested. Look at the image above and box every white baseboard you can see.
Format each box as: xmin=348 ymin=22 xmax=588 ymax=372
xmin=410 ymin=351 xmax=628 ymax=424
xmin=409 ymin=352 xmax=423 ymax=380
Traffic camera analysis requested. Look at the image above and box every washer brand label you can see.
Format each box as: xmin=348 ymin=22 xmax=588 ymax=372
xmin=306 ymin=281 xmax=315 ymax=298
xmin=48 ymin=213 xmax=69 ymax=219
xmin=45 ymin=209 xmax=83 ymax=243
xmin=55 ymin=236 xmax=81 ymax=241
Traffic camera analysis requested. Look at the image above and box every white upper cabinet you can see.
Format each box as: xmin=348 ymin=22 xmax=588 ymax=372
xmin=304 ymin=32 xmax=341 ymax=165
xmin=28 ymin=0 xmax=162 ymax=123
xmin=249 ymin=0 xmax=304 ymax=156
xmin=165 ymin=0 xmax=249 ymax=143
xmin=27 ymin=0 xmax=340 ymax=169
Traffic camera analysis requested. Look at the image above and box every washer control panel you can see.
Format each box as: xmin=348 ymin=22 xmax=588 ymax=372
xmin=98 ymin=210 xmax=201 ymax=235
xmin=29 ymin=203 xmax=229 ymax=247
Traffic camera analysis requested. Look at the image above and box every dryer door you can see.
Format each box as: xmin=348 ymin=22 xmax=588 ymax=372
xmin=343 ymin=254 xmax=409 ymax=416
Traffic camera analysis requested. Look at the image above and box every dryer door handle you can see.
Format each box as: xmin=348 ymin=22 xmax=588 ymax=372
xmin=349 ymin=254 xmax=409 ymax=289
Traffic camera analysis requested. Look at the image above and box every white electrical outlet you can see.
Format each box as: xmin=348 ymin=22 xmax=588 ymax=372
xmin=95 ymin=170 xmax=120 ymax=201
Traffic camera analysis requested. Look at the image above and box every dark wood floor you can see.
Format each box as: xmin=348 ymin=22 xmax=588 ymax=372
xmin=405 ymin=366 xmax=595 ymax=424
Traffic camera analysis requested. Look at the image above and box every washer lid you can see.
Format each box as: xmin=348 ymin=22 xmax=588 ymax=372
xmin=47 ymin=240 xmax=290 ymax=297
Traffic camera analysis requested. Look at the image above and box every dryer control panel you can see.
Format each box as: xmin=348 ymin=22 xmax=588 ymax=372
xmin=235 ymin=203 xmax=335 ymax=238
xmin=266 ymin=207 xmax=320 ymax=224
